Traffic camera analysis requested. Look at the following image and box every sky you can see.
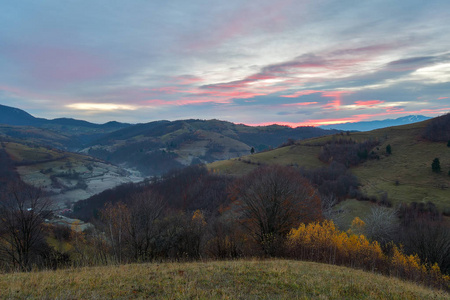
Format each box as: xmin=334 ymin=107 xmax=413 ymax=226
xmin=1 ymin=0 xmax=450 ymax=126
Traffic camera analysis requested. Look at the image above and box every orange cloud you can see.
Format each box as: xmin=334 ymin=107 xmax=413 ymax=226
xmin=246 ymin=117 xmax=361 ymax=127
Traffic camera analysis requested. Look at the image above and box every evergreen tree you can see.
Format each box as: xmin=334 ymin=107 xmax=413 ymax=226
xmin=431 ymin=158 xmax=441 ymax=173
xmin=386 ymin=144 xmax=392 ymax=155
xmin=250 ymin=147 xmax=255 ymax=154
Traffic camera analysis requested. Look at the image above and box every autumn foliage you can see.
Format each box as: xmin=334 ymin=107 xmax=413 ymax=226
xmin=286 ymin=219 xmax=450 ymax=290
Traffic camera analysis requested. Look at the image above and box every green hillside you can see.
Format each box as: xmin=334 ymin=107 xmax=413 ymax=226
xmin=1 ymin=259 xmax=447 ymax=299
xmin=209 ymin=119 xmax=450 ymax=210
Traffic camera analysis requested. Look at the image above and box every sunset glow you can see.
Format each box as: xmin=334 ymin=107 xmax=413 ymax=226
xmin=0 ymin=1 xmax=448 ymax=125
xmin=67 ymin=103 xmax=138 ymax=111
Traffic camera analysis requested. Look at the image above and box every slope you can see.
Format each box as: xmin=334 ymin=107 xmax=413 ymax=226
xmin=210 ymin=117 xmax=450 ymax=209
xmin=0 ymin=140 xmax=142 ymax=209
xmin=0 ymin=260 xmax=447 ymax=299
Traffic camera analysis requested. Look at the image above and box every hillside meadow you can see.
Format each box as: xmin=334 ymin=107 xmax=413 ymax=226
xmin=1 ymin=259 xmax=449 ymax=299
xmin=209 ymin=120 xmax=450 ymax=210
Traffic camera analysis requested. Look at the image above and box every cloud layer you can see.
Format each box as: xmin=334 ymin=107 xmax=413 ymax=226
xmin=1 ymin=0 xmax=449 ymax=125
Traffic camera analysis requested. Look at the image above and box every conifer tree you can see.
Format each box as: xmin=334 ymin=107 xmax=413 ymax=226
xmin=431 ymin=158 xmax=441 ymax=173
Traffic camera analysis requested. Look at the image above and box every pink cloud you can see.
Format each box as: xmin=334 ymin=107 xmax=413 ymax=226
xmin=354 ymin=100 xmax=385 ymax=107
xmin=247 ymin=117 xmax=364 ymax=127
xmin=282 ymin=102 xmax=318 ymax=107
xmin=144 ymin=99 xmax=167 ymax=106
xmin=184 ymin=1 xmax=293 ymax=51
xmin=172 ymin=75 xmax=203 ymax=85
xmin=438 ymin=97 xmax=448 ymax=100
xmin=247 ymin=108 xmax=450 ymax=128
xmin=385 ymin=106 xmax=405 ymax=113
xmin=281 ymin=90 xmax=322 ymax=98
xmin=151 ymin=86 xmax=181 ymax=94
xmin=321 ymin=91 xmax=352 ymax=110
xmin=14 ymin=46 xmax=111 ymax=88
xmin=280 ymin=90 xmax=352 ymax=110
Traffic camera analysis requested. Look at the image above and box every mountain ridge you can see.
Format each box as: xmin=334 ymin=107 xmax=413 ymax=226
xmin=0 ymin=104 xmax=132 ymax=129
xmin=84 ymin=118 xmax=341 ymax=175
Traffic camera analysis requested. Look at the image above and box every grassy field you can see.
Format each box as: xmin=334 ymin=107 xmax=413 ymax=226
xmin=209 ymin=120 xmax=450 ymax=210
xmin=209 ymin=143 xmax=326 ymax=176
xmin=351 ymin=122 xmax=450 ymax=209
xmin=0 ymin=259 xmax=448 ymax=299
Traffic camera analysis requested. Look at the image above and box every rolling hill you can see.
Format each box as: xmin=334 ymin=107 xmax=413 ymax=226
xmin=0 ymin=260 xmax=447 ymax=299
xmin=83 ymin=119 xmax=340 ymax=176
xmin=0 ymin=140 xmax=142 ymax=209
xmin=209 ymin=115 xmax=450 ymax=210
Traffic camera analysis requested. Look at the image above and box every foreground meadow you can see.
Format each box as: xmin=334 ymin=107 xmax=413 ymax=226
xmin=1 ymin=259 xmax=448 ymax=299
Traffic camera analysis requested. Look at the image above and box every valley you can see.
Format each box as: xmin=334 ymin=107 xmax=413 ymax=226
xmin=0 ymin=141 xmax=142 ymax=209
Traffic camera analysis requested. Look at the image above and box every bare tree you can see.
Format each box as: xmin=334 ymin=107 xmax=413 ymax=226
xmin=0 ymin=182 xmax=52 ymax=271
xmin=321 ymin=194 xmax=338 ymax=220
xmin=125 ymin=190 xmax=164 ymax=261
xmin=363 ymin=206 xmax=398 ymax=245
xmin=399 ymin=212 xmax=450 ymax=274
xmin=100 ymin=201 xmax=129 ymax=264
xmin=99 ymin=190 xmax=165 ymax=263
xmin=230 ymin=165 xmax=322 ymax=256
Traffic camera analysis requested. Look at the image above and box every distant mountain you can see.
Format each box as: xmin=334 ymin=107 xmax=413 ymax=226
xmin=319 ymin=115 xmax=431 ymax=131
xmin=0 ymin=104 xmax=131 ymax=149
xmin=85 ymin=119 xmax=340 ymax=176
xmin=0 ymin=104 xmax=44 ymax=126
xmin=0 ymin=104 xmax=130 ymax=129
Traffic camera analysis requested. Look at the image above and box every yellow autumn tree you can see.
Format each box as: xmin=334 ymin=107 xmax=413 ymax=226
xmin=286 ymin=218 xmax=450 ymax=290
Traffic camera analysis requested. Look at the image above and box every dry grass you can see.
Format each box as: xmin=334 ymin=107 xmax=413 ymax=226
xmin=0 ymin=259 xmax=448 ymax=299
xmin=209 ymin=144 xmax=325 ymax=176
